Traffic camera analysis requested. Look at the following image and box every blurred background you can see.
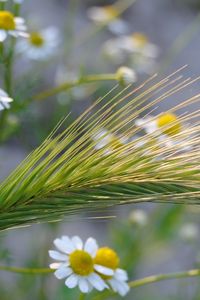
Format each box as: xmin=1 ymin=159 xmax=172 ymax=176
xmin=1 ymin=0 xmax=200 ymax=299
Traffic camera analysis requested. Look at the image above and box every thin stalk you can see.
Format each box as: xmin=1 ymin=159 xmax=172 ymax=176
xmin=0 ymin=38 xmax=15 ymax=140
xmin=129 ymin=269 xmax=200 ymax=288
xmin=34 ymin=73 xmax=117 ymax=102
xmin=0 ymin=2 xmax=5 ymax=10
xmin=1 ymin=265 xmax=200 ymax=288
xmin=0 ymin=265 xmax=53 ymax=275
xmin=13 ymin=3 xmax=21 ymax=16
xmin=0 ymin=3 xmax=19 ymax=140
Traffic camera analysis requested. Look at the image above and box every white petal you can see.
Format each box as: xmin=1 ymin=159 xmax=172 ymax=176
xmin=71 ymin=236 xmax=83 ymax=250
xmin=54 ymin=267 xmax=72 ymax=279
xmin=0 ymin=89 xmax=8 ymax=97
xmin=0 ymin=96 xmax=13 ymax=103
xmin=65 ymin=274 xmax=79 ymax=288
xmin=48 ymin=250 xmax=68 ymax=261
xmin=94 ymin=264 xmax=114 ymax=276
xmin=115 ymin=268 xmax=128 ymax=281
xmin=14 ymin=17 xmax=25 ymax=25
xmin=84 ymin=238 xmax=98 ymax=257
xmin=0 ymin=30 xmax=7 ymax=42
xmin=49 ymin=262 xmax=62 ymax=269
xmin=54 ymin=237 xmax=75 ymax=254
xmin=0 ymin=103 xmax=5 ymax=111
xmin=88 ymin=273 xmax=107 ymax=291
xmin=78 ymin=278 xmax=90 ymax=293
xmin=109 ymin=278 xmax=118 ymax=292
xmin=117 ymin=281 xmax=130 ymax=296
xmin=109 ymin=278 xmax=130 ymax=296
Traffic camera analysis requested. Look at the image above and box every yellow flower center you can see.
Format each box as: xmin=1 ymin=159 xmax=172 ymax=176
xmin=157 ymin=113 xmax=181 ymax=136
xmin=94 ymin=247 xmax=119 ymax=279
xmin=132 ymin=32 xmax=148 ymax=48
xmin=0 ymin=11 xmax=16 ymax=30
xmin=30 ymin=32 xmax=44 ymax=47
xmin=103 ymin=5 xmax=119 ymax=19
xmin=69 ymin=250 xmax=94 ymax=276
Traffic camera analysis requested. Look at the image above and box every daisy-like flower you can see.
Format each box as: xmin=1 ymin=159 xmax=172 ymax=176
xmin=135 ymin=113 xmax=193 ymax=153
xmin=116 ymin=66 xmax=137 ymax=85
xmin=94 ymin=247 xmax=130 ymax=297
xmin=103 ymin=33 xmax=159 ymax=73
xmin=17 ymin=27 xmax=60 ymax=60
xmin=0 ymin=88 xmax=13 ymax=111
xmin=120 ymin=33 xmax=159 ymax=58
xmin=49 ymin=236 xmax=109 ymax=294
xmin=87 ymin=5 xmax=129 ymax=35
xmin=0 ymin=10 xmax=28 ymax=42
xmin=129 ymin=209 xmax=148 ymax=227
xmin=92 ymin=128 xmax=127 ymax=155
xmin=135 ymin=113 xmax=182 ymax=137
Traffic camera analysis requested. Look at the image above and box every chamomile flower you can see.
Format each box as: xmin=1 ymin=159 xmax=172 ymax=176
xmin=87 ymin=5 xmax=128 ymax=35
xmin=94 ymin=247 xmax=130 ymax=297
xmin=49 ymin=236 xmax=108 ymax=294
xmin=135 ymin=113 xmax=193 ymax=153
xmin=129 ymin=209 xmax=148 ymax=227
xmin=92 ymin=128 xmax=127 ymax=155
xmin=17 ymin=27 xmax=60 ymax=60
xmin=0 ymin=10 xmax=28 ymax=42
xmin=135 ymin=113 xmax=182 ymax=137
xmin=103 ymin=33 xmax=159 ymax=73
xmin=0 ymin=89 xmax=13 ymax=111
xmin=120 ymin=33 xmax=159 ymax=58
xmin=116 ymin=66 xmax=137 ymax=85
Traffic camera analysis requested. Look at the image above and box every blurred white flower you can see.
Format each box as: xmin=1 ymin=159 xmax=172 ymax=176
xmin=116 ymin=66 xmax=137 ymax=85
xmin=49 ymin=236 xmax=108 ymax=293
xmin=120 ymin=33 xmax=159 ymax=58
xmin=92 ymin=128 xmax=127 ymax=155
xmin=103 ymin=33 xmax=159 ymax=73
xmin=129 ymin=209 xmax=148 ymax=227
xmin=135 ymin=113 xmax=193 ymax=152
xmin=0 ymin=89 xmax=13 ymax=111
xmin=87 ymin=5 xmax=129 ymax=35
xmin=94 ymin=247 xmax=130 ymax=297
xmin=17 ymin=27 xmax=60 ymax=60
xmin=179 ymin=223 xmax=199 ymax=241
xmin=135 ymin=113 xmax=182 ymax=137
xmin=0 ymin=10 xmax=28 ymax=42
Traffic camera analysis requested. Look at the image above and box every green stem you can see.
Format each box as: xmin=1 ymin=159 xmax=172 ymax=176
xmin=34 ymin=73 xmax=117 ymax=102
xmin=0 ymin=1 xmax=20 ymax=141
xmin=13 ymin=3 xmax=21 ymax=16
xmin=1 ymin=265 xmax=200 ymax=288
xmin=0 ymin=2 xmax=5 ymax=10
xmin=129 ymin=269 xmax=200 ymax=288
xmin=0 ymin=265 xmax=54 ymax=275
xmin=0 ymin=38 xmax=15 ymax=141
xmin=79 ymin=293 xmax=86 ymax=300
